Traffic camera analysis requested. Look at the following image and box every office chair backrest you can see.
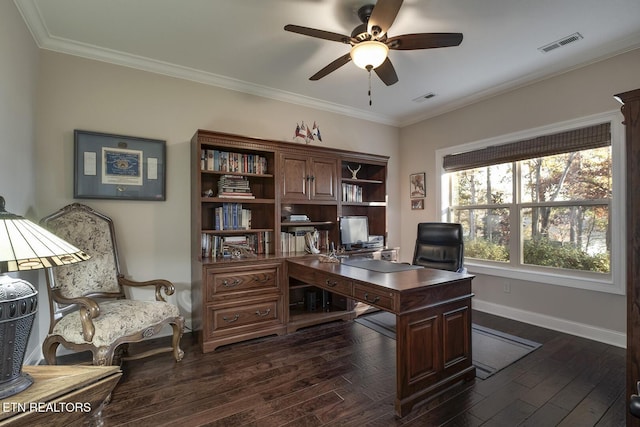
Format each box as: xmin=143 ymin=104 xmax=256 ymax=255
xmin=413 ymin=222 xmax=464 ymax=272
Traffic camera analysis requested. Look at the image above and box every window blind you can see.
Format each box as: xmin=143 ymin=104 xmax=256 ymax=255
xmin=442 ymin=122 xmax=611 ymax=172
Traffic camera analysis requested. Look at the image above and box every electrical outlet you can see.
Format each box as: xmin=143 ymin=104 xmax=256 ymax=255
xmin=503 ymin=281 xmax=511 ymax=293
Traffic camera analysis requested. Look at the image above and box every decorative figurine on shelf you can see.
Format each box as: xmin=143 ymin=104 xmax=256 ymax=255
xmin=304 ymin=230 xmax=321 ymax=254
xmin=319 ymin=242 xmax=340 ymax=263
xmin=347 ymin=164 xmax=361 ymax=179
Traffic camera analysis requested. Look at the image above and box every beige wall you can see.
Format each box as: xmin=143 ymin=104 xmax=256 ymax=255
xmin=33 ymin=51 xmax=401 ymax=338
xmin=0 ymin=0 xmax=41 ymax=361
xmin=399 ymin=48 xmax=640 ymax=345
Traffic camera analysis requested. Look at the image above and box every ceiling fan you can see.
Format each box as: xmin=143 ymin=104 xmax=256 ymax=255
xmin=284 ymin=0 xmax=463 ymax=87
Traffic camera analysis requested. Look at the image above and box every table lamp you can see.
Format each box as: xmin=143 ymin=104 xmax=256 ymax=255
xmin=0 ymin=196 xmax=90 ymax=398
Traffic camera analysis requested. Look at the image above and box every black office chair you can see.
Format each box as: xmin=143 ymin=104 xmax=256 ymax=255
xmin=412 ymin=222 xmax=466 ymax=273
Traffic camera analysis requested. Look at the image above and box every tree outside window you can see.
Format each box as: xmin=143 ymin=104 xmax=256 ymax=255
xmin=447 ymin=146 xmax=612 ymax=274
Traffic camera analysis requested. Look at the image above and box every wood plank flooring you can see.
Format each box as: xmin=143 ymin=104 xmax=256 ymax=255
xmin=66 ymin=311 xmax=625 ymax=426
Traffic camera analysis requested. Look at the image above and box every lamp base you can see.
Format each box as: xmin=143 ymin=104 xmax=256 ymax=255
xmin=0 ymin=274 xmax=38 ymax=399
xmin=0 ymin=372 xmax=33 ymax=399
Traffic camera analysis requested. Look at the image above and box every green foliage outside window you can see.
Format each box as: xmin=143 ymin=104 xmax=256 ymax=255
xmin=464 ymin=237 xmax=609 ymax=273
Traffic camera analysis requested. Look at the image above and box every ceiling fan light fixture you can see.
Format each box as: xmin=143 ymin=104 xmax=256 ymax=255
xmin=350 ymin=41 xmax=389 ymax=70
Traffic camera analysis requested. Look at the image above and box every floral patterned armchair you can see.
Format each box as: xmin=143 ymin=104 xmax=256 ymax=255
xmin=40 ymin=203 xmax=184 ymax=366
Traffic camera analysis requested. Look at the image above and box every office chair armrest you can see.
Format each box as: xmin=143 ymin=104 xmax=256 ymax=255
xmin=118 ymin=276 xmax=176 ymax=302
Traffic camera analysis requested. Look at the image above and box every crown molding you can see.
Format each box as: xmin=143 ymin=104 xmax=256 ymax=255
xmin=14 ymin=0 xmax=399 ymax=127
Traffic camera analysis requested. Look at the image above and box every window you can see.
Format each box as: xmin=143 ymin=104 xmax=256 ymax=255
xmin=437 ymin=113 xmax=624 ymax=294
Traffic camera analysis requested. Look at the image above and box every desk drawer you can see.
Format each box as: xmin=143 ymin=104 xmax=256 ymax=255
xmin=353 ymin=284 xmax=396 ymax=311
xmin=208 ymin=298 xmax=280 ymax=334
xmin=316 ymin=274 xmax=352 ymax=296
xmin=206 ymin=267 xmax=278 ymax=301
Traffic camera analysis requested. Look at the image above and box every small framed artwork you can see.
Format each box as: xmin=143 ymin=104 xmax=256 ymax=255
xmin=74 ymin=130 xmax=166 ymax=201
xmin=410 ymin=172 xmax=426 ymax=198
xmin=411 ymin=199 xmax=424 ymax=210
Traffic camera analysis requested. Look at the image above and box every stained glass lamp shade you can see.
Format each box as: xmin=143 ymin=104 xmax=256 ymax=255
xmin=0 ymin=196 xmax=89 ymax=398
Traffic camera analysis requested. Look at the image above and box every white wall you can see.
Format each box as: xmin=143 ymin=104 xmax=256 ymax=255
xmin=399 ymin=48 xmax=640 ymax=346
xmin=0 ymin=1 xmax=41 ymax=361
xmin=33 ymin=51 xmax=401 ymax=341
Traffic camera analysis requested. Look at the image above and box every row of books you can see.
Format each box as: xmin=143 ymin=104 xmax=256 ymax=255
xmin=217 ymin=175 xmax=255 ymax=199
xmin=280 ymin=227 xmax=330 ymax=254
xmin=201 ymin=232 xmax=273 ymax=258
xmin=214 ymin=203 xmax=251 ymax=230
xmin=201 ymin=149 xmax=268 ymax=174
xmin=342 ymin=183 xmax=363 ymax=202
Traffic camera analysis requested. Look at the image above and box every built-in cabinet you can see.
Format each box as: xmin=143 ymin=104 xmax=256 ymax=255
xmin=280 ymin=153 xmax=338 ymax=202
xmin=191 ymin=129 xmax=389 ymax=352
xmin=616 ymin=88 xmax=640 ymax=426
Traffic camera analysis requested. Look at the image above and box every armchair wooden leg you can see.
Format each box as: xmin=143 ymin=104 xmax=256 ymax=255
xmin=172 ymin=317 xmax=185 ymax=362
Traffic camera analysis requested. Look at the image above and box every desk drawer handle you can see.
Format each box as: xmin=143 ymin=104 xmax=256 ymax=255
xmin=256 ymin=274 xmax=272 ymax=283
xmin=325 ymin=279 xmax=338 ymax=287
xmin=222 ymin=314 xmax=240 ymax=323
xmin=364 ymin=293 xmax=380 ymax=304
xmin=255 ymin=308 xmax=271 ymax=317
xmin=222 ymin=279 xmax=241 ymax=287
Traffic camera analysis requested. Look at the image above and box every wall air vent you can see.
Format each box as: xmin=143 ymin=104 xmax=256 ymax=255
xmin=538 ymin=32 xmax=583 ymax=53
xmin=412 ymin=92 xmax=436 ymax=103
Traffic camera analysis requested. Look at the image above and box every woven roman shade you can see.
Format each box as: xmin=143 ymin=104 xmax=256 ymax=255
xmin=442 ymin=122 xmax=611 ymax=172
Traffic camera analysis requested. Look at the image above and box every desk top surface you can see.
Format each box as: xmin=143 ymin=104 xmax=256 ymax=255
xmin=0 ymin=365 xmax=121 ymax=420
xmin=287 ymin=258 xmax=474 ymax=293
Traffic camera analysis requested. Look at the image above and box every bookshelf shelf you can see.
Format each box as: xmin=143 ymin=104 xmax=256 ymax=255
xmin=202 ymin=197 xmax=276 ymax=204
xmin=201 ymin=228 xmax=273 ymax=235
xmin=281 ymin=221 xmax=334 ymax=227
xmin=341 ymin=201 xmax=387 ymax=207
xmin=202 ymin=170 xmax=274 ymax=179
xmin=341 ymin=178 xmax=383 ymax=185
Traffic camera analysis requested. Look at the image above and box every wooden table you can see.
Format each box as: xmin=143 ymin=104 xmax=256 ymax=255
xmin=287 ymin=258 xmax=476 ymax=417
xmin=0 ymin=365 xmax=121 ymax=426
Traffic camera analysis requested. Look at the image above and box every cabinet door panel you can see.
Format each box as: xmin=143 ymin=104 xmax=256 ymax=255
xmin=281 ymin=155 xmax=309 ymax=200
xmin=311 ymin=157 xmax=337 ymax=201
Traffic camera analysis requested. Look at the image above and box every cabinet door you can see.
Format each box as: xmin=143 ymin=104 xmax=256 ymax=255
xmin=310 ymin=157 xmax=337 ymax=201
xmin=281 ymin=154 xmax=310 ymax=200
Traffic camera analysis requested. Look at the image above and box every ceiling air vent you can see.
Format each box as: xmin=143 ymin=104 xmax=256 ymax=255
xmin=538 ymin=32 xmax=583 ymax=53
xmin=412 ymin=92 xmax=436 ymax=103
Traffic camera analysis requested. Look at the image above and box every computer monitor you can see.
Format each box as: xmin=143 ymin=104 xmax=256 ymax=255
xmin=340 ymin=216 xmax=369 ymax=250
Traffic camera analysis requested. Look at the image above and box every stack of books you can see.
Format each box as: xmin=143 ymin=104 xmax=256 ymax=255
xmin=217 ymin=175 xmax=255 ymax=199
xmin=201 ymin=149 xmax=267 ymax=174
xmin=214 ymin=203 xmax=251 ymax=230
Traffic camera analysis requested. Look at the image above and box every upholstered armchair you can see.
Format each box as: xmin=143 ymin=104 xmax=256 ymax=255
xmin=412 ymin=222 xmax=466 ymax=273
xmin=40 ymin=203 xmax=184 ymax=366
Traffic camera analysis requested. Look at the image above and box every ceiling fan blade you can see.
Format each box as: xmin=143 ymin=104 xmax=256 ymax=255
xmin=387 ymin=33 xmax=463 ymax=50
xmin=310 ymin=53 xmax=352 ymax=80
xmin=374 ymin=57 xmax=399 ymax=86
xmin=284 ymin=24 xmax=353 ymax=44
xmin=367 ymin=0 xmax=403 ymax=39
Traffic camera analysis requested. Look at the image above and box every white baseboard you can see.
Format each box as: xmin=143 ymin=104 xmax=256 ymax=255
xmin=473 ymin=299 xmax=626 ymax=349
xmin=25 ymin=346 xmax=43 ymax=366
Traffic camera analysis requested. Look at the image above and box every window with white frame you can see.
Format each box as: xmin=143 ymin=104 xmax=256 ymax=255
xmin=437 ymin=113 xmax=625 ymax=294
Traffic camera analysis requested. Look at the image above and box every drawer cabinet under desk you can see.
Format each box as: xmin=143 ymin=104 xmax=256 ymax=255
xmin=196 ymin=260 xmax=287 ymax=352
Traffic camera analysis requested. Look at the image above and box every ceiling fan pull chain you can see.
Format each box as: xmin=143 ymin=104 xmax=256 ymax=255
xmin=368 ymin=68 xmax=373 ymax=106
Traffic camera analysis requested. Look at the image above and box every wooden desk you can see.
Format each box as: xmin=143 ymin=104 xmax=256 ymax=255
xmin=0 ymin=365 xmax=121 ymax=426
xmin=287 ymin=258 xmax=476 ymax=417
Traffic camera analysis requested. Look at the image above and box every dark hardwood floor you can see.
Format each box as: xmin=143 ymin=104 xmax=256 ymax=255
xmin=75 ymin=311 xmax=625 ymax=426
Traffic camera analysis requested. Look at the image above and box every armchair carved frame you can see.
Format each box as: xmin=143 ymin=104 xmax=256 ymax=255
xmin=41 ymin=203 xmax=184 ymax=366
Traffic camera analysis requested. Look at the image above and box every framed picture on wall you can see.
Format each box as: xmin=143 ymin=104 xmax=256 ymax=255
xmin=411 ymin=199 xmax=424 ymax=210
xmin=73 ymin=130 xmax=166 ymax=201
xmin=410 ymin=172 xmax=426 ymax=198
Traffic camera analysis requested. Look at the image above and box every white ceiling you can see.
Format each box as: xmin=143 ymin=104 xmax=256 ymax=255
xmin=14 ymin=0 xmax=640 ymax=127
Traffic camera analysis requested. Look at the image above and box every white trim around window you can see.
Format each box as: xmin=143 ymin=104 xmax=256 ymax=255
xmin=435 ymin=111 xmax=626 ymax=295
